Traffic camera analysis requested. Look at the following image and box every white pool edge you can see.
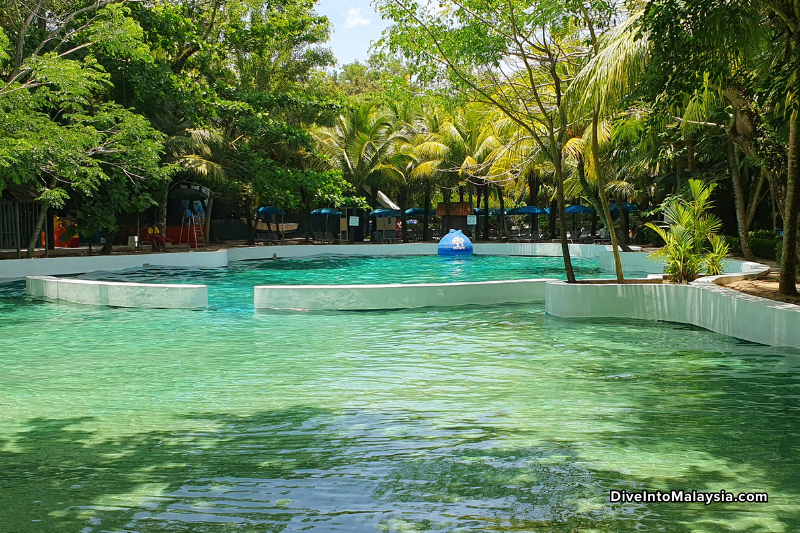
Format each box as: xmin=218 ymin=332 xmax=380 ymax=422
xmin=545 ymin=262 xmax=800 ymax=349
xmin=254 ymin=278 xmax=552 ymax=311
xmin=26 ymin=276 xmax=208 ymax=309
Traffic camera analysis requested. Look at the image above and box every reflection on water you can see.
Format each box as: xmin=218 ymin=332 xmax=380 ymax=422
xmin=0 ymin=260 xmax=798 ymax=532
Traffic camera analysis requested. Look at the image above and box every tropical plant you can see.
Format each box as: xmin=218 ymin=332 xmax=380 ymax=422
xmin=647 ymin=180 xmax=730 ymax=283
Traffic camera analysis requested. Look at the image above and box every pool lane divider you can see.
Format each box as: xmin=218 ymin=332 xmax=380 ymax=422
xmin=26 ymin=276 xmax=208 ymax=309
xmin=253 ymin=278 xmax=553 ymax=311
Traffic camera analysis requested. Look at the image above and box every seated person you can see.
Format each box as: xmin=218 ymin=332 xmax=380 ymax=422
xmin=147 ymin=225 xmax=168 ymax=252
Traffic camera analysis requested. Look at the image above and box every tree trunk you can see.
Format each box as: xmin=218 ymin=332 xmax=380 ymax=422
xmin=244 ymin=197 xmax=256 ymax=246
xmin=528 ymin=171 xmax=539 ymax=235
xmin=369 ymin=186 xmax=378 ymax=208
xmin=498 ymin=186 xmax=507 ymax=239
xmin=592 ymin=113 xmax=624 ymax=282
xmin=300 ymin=188 xmax=313 ymax=242
xmin=553 ymin=157 xmax=576 ymax=283
xmin=474 ymin=184 xmax=481 ymax=239
xmin=157 ymin=182 xmax=169 ymax=235
xmin=203 ymin=193 xmax=214 ymax=245
xmin=423 ymin=187 xmax=430 ymax=241
xmin=482 ymin=180 xmax=489 ymax=240
xmin=728 ymin=133 xmax=754 ymax=261
xmin=548 ymin=199 xmax=556 ymax=238
xmin=779 ymin=111 xmax=800 ymax=295
xmin=26 ymin=203 xmax=48 ymax=258
xmin=100 ymin=231 xmax=115 ymax=255
xmin=615 ymin=194 xmax=633 ymax=252
xmin=399 ymin=186 xmax=408 ymax=243
xmin=458 ymin=185 xmax=464 ymax=203
xmin=442 ymin=187 xmax=451 ymax=233
xmin=25 ymin=178 xmax=57 ymax=258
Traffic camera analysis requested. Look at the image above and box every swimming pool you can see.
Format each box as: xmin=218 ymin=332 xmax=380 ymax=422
xmin=68 ymin=254 xmax=642 ymax=310
xmin=0 ymin=255 xmax=798 ymax=532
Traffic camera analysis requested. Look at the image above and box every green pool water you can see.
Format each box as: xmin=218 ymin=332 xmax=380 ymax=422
xmin=0 ymin=256 xmax=798 ymax=532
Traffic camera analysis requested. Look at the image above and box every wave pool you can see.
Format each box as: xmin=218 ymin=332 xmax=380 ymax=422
xmin=0 ymin=254 xmax=798 ymax=532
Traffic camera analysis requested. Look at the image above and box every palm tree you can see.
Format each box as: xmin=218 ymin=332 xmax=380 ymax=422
xmin=315 ymin=102 xmax=410 ymax=200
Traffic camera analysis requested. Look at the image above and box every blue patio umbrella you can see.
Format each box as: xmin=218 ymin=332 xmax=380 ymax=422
xmin=370 ymin=208 xmax=401 ymax=217
xmin=564 ymin=204 xmax=595 ymax=214
xmin=474 ymin=208 xmax=485 ymax=215
xmin=257 ymin=206 xmax=286 ymax=215
xmin=405 ymin=207 xmax=436 ymax=216
xmin=513 ymin=205 xmax=547 ymax=215
xmin=608 ymin=202 xmax=637 ymax=213
xmin=311 ymin=208 xmax=342 ymax=215
xmin=490 ymin=208 xmax=506 ymax=217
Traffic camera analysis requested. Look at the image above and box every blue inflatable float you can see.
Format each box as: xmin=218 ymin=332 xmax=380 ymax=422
xmin=438 ymin=229 xmax=473 ymax=257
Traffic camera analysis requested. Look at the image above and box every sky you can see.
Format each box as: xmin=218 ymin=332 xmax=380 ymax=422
xmin=315 ymin=0 xmax=391 ymax=66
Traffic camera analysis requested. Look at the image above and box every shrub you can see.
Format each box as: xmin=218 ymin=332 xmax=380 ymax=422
xmin=750 ymin=237 xmax=778 ymax=260
xmin=750 ymin=229 xmax=777 ymax=240
xmin=647 ymin=180 xmax=729 ymax=283
xmin=639 ymin=224 xmax=665 ymax=246
xmin=723 ymin=235 xmax=742 ymax=256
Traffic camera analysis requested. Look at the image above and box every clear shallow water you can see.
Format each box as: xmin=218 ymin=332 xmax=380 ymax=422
xmin=0 ymin=256 xmax=799 ymax=532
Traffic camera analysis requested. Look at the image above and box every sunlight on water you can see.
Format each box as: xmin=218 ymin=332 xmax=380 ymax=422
xmin=0 ymin=256 xmax=798 ymax=532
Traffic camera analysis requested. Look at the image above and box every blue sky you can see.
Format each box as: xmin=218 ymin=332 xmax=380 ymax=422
xmin=315 ymin=0 xmax=391 ymax=66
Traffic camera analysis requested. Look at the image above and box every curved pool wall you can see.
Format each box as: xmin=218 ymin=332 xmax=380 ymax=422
xmin=546 ymin=261 xmax=800 ymax=349
xmin=254 ymin=278 xmax=551 ymax=311
xmin=26 ymin=276 xmax=208 ymax=309
xmin=1 ymin=249 xmax=229 ymax=280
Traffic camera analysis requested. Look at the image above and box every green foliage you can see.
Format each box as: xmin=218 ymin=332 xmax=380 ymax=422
xmin=723 ymin=235 xmax=742 ymax=256
xmin=750 ymin=237 xmax=779 ymax=260
xmin=647 ymin=180 xmax=730 ymax=283
xmin=640 ymin=225 xmax=666 ymax=247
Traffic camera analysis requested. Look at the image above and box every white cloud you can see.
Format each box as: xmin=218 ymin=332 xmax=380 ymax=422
xmin=344 ymin=7 xmax=371 ymax=28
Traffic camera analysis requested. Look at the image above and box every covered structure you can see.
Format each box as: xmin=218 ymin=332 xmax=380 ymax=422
xmin=310 ymin=208 xmax=342 ymax=242
xmin=369 ymin=209 xmax=401 ymax=242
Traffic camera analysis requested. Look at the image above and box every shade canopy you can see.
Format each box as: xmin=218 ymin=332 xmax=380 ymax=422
xmin=490 ymin=208 xmax=507 ymax=217
xmin=168 ymin=184 xmax=210 ymax=201
xmin=509 ymin=205 xmax=547 ymax=215
xmin=474 ymin=208 xmax=485 ymax=215
xmin=609 ymin=202 xmax=637 ymax=213
xmin=405 ymin=207 xmax=436 ymax=216
xmin=370 ymin=208 xmax=401 ymax=217
xmin=564 ymin=204 xmax=595 ymax=214
xmin=257 ymin=206 xmax=286 ymax=215
xmin=311 ymin=208 xmax=342 ymax=216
